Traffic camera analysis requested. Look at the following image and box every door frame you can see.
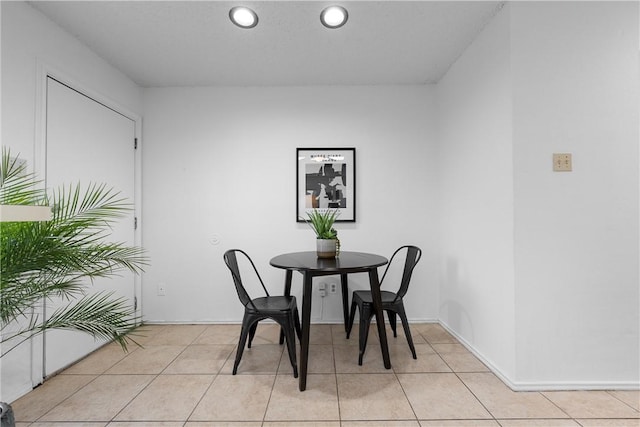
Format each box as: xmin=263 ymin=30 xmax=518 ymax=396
xmin=32 ymin=62 xmax=143 ymax=385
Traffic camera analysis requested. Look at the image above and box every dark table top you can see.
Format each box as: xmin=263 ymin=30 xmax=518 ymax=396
xmin=270 ymin=251 xmax=388 ymax=274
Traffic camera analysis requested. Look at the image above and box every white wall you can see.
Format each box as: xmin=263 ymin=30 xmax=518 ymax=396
xmin=511 ymin=1 xmax=639 ymax=388
xmin=3 ymin=0 xmax=638 ymax=403
xmin=437 ymin=1 xmax=639 ymax=389
xmin=141 ymin=85 xmax=440 ymax=324
xmin=1 ymin=2 xmax=142 ymax=160
xmin=1 ymin=2 xmax=142 ymax=402
xmin=436 ymin=5 xmax=516 ymax=380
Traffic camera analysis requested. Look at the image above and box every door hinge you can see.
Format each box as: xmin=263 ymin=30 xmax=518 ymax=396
xmin=134 ymin=216 xmax=138 ymax=230
xmin=134 ymin=138 xmax=138 ymax=150
xmin=134 ymin=296 xmax=138 ymax=311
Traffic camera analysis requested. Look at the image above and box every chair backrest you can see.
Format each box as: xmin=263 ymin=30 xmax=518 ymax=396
xmin=380 ymin=245 xmax=422 ymax=300
xmin=223 ymin=249 xmax=270 ymax=309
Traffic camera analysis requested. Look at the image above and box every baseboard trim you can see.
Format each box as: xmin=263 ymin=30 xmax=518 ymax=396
xmin=437 ymin=321 xmax=640 ymax=391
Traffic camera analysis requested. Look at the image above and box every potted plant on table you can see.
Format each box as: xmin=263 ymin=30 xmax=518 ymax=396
xmin=304 ymin=209 xmax=340 ymax=258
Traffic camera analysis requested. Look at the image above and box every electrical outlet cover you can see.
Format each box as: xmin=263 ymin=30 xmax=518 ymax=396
xmin=553 ymin=153 xmax=572 ymax=172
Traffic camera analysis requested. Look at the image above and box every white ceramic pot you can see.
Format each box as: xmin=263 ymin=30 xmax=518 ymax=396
xmin=316 ymin=239 xmax=337 ymax=258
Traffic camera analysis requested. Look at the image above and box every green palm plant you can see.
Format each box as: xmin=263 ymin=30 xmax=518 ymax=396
xmin=0 ymin=148 xmax=148 ymax=358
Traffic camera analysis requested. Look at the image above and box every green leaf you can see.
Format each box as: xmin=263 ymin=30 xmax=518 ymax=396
xmin=303 ymin=209 xmax=339 ymax=239
xmin=0 ymin=148 xmax=149 ymax=356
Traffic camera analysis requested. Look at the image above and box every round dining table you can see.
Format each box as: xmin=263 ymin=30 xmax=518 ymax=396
xmin=270 ymin=251 xmax=390 ymax=391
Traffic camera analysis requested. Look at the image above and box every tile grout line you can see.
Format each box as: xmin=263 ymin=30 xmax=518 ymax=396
xmin=182 ymin=339 xmax=232 ymax=424
xmin=392 ymin=362 xmax=421 ymax=424
xmin=332 ymin=324 xmax=343 ymax=424
xmin=395 ymin=327 xmax=428 ymax=424
xmin=451 ymin=370 xmax=501 ymax=425
xmin=422 ymin=326 xmax=575 ymax=426
xmin=605 ymin=389 xmax=640 ymax=413
xmin=101 ymin=326 xmax=166 ymax=425
xmin=109 ymin=325 xmax=205 ymax=424
xmin=419 ymin=329 xmax=501 ymax=426
xmin=32 ymin=373 xmax=102 ymax=424
xmin=260 ymin=364 xmax=280 ymax=426
xmin=14 ymin=324 xmax=638 ymax=426
xmin=30 ymin=338 xmax=138 ymax=423
xmin=538 ymin=389 xmax=576 ymax=421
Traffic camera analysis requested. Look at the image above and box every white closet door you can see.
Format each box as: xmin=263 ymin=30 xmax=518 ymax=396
xmin=44 ymin=77 xmax=136 ymax=376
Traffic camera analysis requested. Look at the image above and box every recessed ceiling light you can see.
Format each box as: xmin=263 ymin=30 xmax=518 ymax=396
xmin=229 ymin=6 xmax=258 ymax=29
xmin=320 ymin=5 xmax=348 ymax=29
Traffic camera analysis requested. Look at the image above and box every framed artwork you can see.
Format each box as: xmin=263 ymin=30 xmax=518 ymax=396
xmin=297 ymin=147 xmax=356 ymax=222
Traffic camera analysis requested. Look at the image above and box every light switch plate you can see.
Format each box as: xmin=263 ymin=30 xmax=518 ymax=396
xmin=553 ymin=153 xmax=572 ymax=172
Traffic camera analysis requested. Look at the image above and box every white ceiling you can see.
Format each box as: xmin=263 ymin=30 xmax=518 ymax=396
xmin=29 ymin=1 xmax=504 ymax=87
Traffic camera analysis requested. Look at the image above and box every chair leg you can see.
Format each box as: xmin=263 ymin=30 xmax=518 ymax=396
xmin=294 ymin=306 xmax=302 ymax=340
xmin=358 ymin=303 xmax=373 ymax=365
xmin=387 ymin=310 xmax=398 ymax=337
xmin=283 ymin=314 xmax=299 ymax=378
xmin=397 ymin=304 xmax=417 ymax=359
xmin=233 ymin=315 xmax=253 ymax=375
xmin=346 ymin=298 xmax=358 ymax=339
xmin=248 ymin=322 xmax=259 ymax=348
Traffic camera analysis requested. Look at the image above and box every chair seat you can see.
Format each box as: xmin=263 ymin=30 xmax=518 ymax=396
xmin=352 ymin=290 xmax=398 ymax=305
xmin=247 ymin=296 xmax=297 ymax=312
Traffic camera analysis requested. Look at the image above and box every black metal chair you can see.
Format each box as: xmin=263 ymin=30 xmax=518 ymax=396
xmin=346 ymin=245 xmax=422 ymax=365
xmin=223 ymin=249 xmax=301 ymax=377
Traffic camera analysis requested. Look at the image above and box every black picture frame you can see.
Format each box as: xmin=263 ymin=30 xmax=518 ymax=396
xmin=296 ymin=147 xmax=356 ymax=222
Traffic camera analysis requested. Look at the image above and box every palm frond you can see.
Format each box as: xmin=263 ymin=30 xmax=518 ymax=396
xmin=0 ymin=148 xmax=149 ymax=357
xmin=1 ymin=292 xmax=142 ymax=357
xmin=42 ymin=292 xmax=140 ymax=350
xmin=0 ymin=148 xmax=47 ymax=206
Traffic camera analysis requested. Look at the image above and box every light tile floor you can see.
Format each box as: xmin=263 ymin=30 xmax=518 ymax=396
xmin=11 ymin=323 xmax=640 ymax=427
